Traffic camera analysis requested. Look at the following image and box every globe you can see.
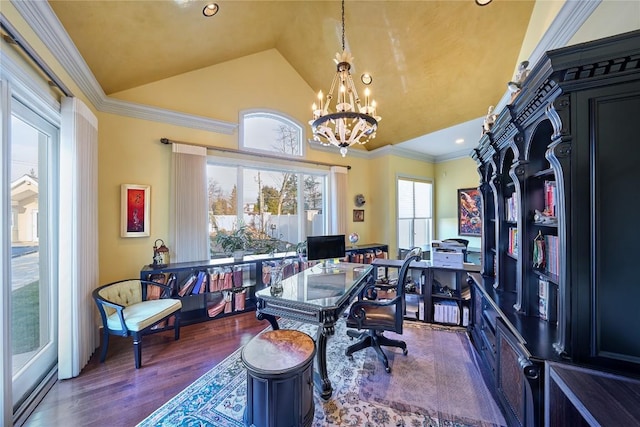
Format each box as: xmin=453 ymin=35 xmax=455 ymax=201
xmin=348 ymin=232 xmax=359 ymax=246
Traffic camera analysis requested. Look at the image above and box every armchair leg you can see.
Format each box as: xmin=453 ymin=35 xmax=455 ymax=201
xmin=133 ymin=332 xmax=142 ymax=369
xmin=173 ymin=313 xmax=181 ymax=341
xmin=99 ymin=330 xmax=110 ymax=363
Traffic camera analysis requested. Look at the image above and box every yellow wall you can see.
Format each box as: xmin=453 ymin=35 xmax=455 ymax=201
xmin=434 ymin=157 xmax=481 ymax=249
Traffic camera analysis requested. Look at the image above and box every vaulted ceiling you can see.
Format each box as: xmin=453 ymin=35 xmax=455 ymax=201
xmin=47 ymin=0 xmax=535 ymax=155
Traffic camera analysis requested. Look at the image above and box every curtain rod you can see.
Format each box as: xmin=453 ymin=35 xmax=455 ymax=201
xmin=160 ymin=138 xmax=351 ymax=170
xmin=0 ymin=17 xmax=73 ymax=97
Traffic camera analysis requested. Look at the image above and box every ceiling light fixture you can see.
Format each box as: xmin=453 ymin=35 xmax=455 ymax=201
xmin=309 ymin=0 xmax=380 ymax=157
xmin=475 ymin=0 xmax=492 ymax=6
xmin=203 ymin=3 xmax=219 ymax=17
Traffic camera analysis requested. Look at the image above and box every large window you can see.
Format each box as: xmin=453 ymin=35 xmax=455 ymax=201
xmin=209 ymin=110 xmax=324 ymax=256
xmin=397 ymin=177 xmax=433 ymax=251
xmin=208 ymin=163 xmax=326 ymax=256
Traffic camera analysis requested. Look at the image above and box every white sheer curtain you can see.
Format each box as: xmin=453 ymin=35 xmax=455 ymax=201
xmin=170 ymin=144 xmax=209 ymax=263
xmin=329 ymin=166 xmax=348 ymax=235
xmin=58 ymin=97 xmax=99 ymax=379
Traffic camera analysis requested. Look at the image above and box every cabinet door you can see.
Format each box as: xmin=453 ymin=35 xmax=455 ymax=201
xmin=573 ymin=82 xmax=640 ymax=371
xmin=496 ymin=320 xmax=542 ymax=427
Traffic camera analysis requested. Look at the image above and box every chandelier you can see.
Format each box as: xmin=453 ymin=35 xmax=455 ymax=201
xmin=309 ymin=0 xmax=380 ymax=157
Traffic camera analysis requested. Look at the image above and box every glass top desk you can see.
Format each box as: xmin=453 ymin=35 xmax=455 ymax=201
xmin=255 ymin=262 xmax=373 ymax=400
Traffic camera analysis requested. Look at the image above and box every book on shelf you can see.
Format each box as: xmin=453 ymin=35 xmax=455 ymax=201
xmin=538 ymin=277 xmax=550 ymax=321
xmin=544 ymin=235 xmax=559 ymax=276
xmin=508 ymin=227 xmax=518 ymax=255
xmin=178 ymin=273 xmax=197 ymax=297
xmin=544 ymin=180 xmax=557 ymax=217
xmin=234 ymin=289 xmax=246 ymax=311
xmin=433 ymin=300 xmax=460 ymax=325
xmin=506 ymin=194 xmax=519 ymax=222
xmin=191 ymin=271 xmax=207 ymax=295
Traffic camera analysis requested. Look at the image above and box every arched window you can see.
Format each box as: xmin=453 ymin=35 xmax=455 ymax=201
xmin=240 ymin=111 xmax=304 ymax=157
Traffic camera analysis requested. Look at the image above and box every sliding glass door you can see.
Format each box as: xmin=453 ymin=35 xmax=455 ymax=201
xmin=9 ymin=98 xmax=59 ymax=411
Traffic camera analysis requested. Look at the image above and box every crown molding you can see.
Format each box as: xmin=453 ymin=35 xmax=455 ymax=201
xmin=368 ymin=144 xmax=436 ymax=163
xmin=11 ymin=0 xmax=237 ymax=135
xmin=495 ymin=0 xmax=601 ymax=113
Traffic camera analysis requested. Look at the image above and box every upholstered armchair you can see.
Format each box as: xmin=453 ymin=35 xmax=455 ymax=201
xmin=344 ymin=247 xmax=423 ymax=373
xmin=93 ymin=279 xmax=182 ymax=369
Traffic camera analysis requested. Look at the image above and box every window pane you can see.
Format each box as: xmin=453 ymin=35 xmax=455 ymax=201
xmin=398 ymin=179 xmax=414 ymax=218
xmin=242 ymin=112 xmax=302 ymax=156
xmin=208 ymin=164 xmax=238 ymax=231
xmin=11 ymin=115 xmax=45 ymax=374
xmin=303 ymin=174 xmax=324 ymax=237
xmin=413 ymin=218 xmax=431 ymax=249
xmin=414 ymin=181 xmax=432 ymax=217
xmin=242 ymin=168 xmax=300 ymax=247
xmin=398 ymin=219 xmax=412 ymax=249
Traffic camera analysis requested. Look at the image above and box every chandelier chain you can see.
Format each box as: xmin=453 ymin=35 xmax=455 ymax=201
xmin=341 ymin=0 xmax=345 ymax=51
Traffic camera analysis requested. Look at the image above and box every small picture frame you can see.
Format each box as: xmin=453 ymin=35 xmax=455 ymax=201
xmin=353 ymin=209 xmax=365 ymax=222
xmin=121 ymin=184 xmax=150 ymax=237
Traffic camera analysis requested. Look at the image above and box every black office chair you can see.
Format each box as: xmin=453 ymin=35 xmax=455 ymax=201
xmin=344 ymin=247 xmax=423 ymax=373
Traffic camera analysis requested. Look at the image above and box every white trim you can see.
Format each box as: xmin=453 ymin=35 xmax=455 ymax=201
xmin=0 ymin=52 xmax=60 ymax=126
xmin=11 ymin=0 xmax=237 ymax=136
xmin=494 ymin=0 xmax=601 ymax=113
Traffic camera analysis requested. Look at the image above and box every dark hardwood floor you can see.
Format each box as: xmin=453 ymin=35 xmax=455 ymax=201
xmin=24 ymin=311 xmax=268 ymax=427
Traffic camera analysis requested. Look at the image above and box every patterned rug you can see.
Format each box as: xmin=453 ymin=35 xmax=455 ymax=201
xmin=138 ymin=319 xmax=506 ymax=427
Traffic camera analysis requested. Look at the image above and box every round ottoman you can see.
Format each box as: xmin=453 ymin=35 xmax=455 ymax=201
xmin=241 ymin=329 xmax=316 ymax=427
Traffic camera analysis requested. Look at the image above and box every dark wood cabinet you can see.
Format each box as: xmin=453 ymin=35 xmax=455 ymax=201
xmin=471 ymin=29 xmax=640 ymax=425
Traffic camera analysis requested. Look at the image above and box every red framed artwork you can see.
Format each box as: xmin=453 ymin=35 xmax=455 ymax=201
xmin=457 ymin=187 xmax=482 ymax=236
xmin=121 ymin=184 xmax=150 ymax=237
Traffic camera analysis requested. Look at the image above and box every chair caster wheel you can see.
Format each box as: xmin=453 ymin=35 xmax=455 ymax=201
xmin=385 ymin=366 xmax=391 ymax=373
xmin=403 ymin=349 xmax=408 ymax=356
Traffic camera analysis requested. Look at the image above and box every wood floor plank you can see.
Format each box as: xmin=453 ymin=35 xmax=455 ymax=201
xmin=23 ymin=311 xmax=268 ymax=427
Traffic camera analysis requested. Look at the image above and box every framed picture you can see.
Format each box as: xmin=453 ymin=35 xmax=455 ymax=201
xmin=121 ymin=184 xmax=150 ymax=237
xmin=353 ymin=209 xmax=365 ymax=222
xmin=458 ymin=187 xmax=482 ymax=236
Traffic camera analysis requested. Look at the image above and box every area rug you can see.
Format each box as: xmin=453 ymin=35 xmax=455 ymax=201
xmin=137 ymin=319 xmax=506 ymax=427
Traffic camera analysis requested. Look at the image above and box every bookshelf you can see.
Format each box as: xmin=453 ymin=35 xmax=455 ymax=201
xmin=471 ymin=30 xmax=640 ymax=426
xmin=371 ymin=259 xmax=477 ymax=326
xmin=140 ymin=244 xmax=388 ymax=325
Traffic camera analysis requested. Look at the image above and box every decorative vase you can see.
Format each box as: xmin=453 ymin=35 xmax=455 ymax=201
xmin=269 ymin=261 xmax=286 ymax=297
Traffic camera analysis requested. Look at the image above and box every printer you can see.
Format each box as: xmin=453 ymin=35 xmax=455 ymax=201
xmin=431 ymin=239 xmax=466 ymax=269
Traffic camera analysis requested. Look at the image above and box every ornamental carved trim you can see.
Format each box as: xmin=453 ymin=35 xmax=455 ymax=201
xmin=562 ymin=55 xmax=640 ymax=82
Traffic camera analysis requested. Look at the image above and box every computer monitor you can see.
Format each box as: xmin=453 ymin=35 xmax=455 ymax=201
xmin=306 ymin=234 xmax=346 ymax=264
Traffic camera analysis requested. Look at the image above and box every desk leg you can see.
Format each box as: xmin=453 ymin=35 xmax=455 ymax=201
xmin=315 ymin=324 xmax=332 ymax=400
xmin=256 ymin=312 xmax=279 ymax=331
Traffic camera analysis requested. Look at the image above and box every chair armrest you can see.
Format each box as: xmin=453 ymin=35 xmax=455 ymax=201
xmin=93 ymin=293 xmax=129 ymax=332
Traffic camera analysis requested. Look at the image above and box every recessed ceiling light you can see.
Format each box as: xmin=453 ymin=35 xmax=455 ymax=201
xmin=455 ymin=138 xmax=465 ymax=144
xmin=475 ymin=0 xmax=492 ymax=6
xmin=203 ymin=3 xmax=219 ymax=17
xmin=361 ymin=73 xmax=373 ymax=85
